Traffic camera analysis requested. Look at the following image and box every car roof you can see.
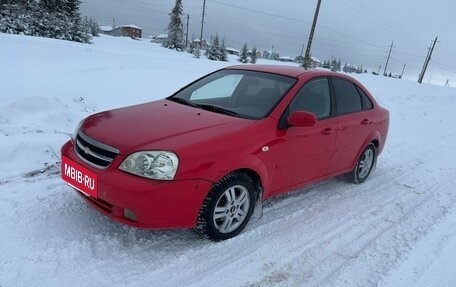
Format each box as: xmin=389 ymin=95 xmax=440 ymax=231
xmin=225 ymin=65 xmax=337 ymax=78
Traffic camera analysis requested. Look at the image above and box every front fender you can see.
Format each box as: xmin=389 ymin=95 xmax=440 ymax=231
xmin=205 ymin=152 xmax=270 ymax=194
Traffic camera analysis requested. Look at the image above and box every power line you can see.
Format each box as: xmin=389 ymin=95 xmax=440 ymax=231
xmin=208 ymin=0 xmax=312 ymax=24
xmin=207 ymin=0 xmax=386 ymax=50
xmin=350 ymin=0 xmax=428 ymax=44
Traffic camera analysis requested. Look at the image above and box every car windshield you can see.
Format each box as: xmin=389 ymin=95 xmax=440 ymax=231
xmin=168 ymin=69 xmax=297 ymax=119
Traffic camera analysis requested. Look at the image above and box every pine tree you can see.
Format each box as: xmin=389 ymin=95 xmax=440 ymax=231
xmin=65 ymin=0 xmax=81 ymax=18
xmin=83 ymin=16 xmax=100 ymax=37
xmin=250 ymin=47 xmax=258 ymax=64
xmin=0 ymin=0 xmax=91 ymax=43
xmin=343 ymin=63 xmax=348 ymax=72
xmin=270 ymin=52 xmax=280 ymax=61
xmin=205 ymin=34 xmax=227 ymax=61
xmin=187 ymin=36 xmax=196 ymax=54
xmin=220 ymin=38 xmax=228 ymax=61
xmin=164 ymin=0 xmax=184 ymax=51
xmin=331 ymin=59 xmax=338 ymax=72
xmin=322 ymin=60 xmax=327 ymax=69
xmin=206 ymin=34 xmax=221 ymax=60
xmin=239 ymin=43 xmax=248 ymax=63
xmin=194 ymin=45 xmax=201 ymax=58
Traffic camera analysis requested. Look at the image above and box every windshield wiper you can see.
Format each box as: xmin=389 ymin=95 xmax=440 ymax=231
xmin=167 ymin=97 xmax=199 ymax=108
xmin=195 ymin=104 xmax=240 ymax=117
xmin=168 ymin=98 xmax=240 ymax=117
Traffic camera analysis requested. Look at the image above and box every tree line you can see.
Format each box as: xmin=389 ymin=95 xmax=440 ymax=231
xmin=0 ymin=0 xmax=99 ymax=43
xmin=163 ymin=0 xmax=260 ymax=63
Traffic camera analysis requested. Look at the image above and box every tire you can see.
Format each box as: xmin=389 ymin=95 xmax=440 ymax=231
xmin=349 ymin=143 xmax=376 ymax=184
xmin=195 ymin=172 xmax=256 ymax=241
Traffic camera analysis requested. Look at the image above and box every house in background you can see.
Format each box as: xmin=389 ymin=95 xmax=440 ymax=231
xmin=279 ymin=56 xmax=295 ymax=63
xmin=192 ymin=39 xmax=209 ymax=49
xmin=100 ymin=24 xmax=142 ymax=39
xmin=248 ymin=49 xmax=262 ymax=59
xmin=226 ymin=47 xmax=240 ymax=56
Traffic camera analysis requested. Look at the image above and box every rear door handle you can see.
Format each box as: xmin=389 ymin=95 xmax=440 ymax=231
xmin=361 ymin=119 xmax=371 ymax=125
xmin=321 ymin=128 xmax=334 ymax=135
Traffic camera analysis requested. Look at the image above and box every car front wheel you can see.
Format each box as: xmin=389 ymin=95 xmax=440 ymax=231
xmin=350 ymin=143 xmax=376 ymax=184
xmin=195 ymin=172 xmax=255 ymax=241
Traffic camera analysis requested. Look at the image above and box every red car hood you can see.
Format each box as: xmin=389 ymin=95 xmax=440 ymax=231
xmin=79 ymin=99 xmax=254 ymax=155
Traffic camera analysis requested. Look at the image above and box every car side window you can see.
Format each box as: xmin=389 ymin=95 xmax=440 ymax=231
xmin=332 ymin=78 xmax=362 ymax=115
xmin=289 ymin=78 xmax=331 ymax=119
xmin=356 ymin=86 xmax=374 ymax=110
xmin=191 ymin=74 xmax=243 ymax=100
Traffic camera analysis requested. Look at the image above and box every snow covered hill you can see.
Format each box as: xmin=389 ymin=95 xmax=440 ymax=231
xmin=1 ymin=33 xmax=455 ymax=286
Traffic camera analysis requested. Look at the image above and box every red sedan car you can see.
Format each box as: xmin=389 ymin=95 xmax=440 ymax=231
xmin=61 ymin=65 xmax=389 ymax=240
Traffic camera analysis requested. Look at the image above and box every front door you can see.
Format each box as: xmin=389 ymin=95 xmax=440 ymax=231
xmin=267 ymin=78 xmax=337 ymax=194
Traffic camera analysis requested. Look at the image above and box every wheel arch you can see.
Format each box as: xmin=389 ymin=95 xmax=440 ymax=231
xmin=232 ymin=168 xmax=263 ymax=196
xmin=351 ymin=132 xmax=381 ymax=169
xmin=204 ymin=152 xmax=270 ymax=198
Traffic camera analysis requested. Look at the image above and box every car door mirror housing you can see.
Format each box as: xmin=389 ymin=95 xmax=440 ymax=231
xmin=288 ymin=111 xmax=317 ymax=127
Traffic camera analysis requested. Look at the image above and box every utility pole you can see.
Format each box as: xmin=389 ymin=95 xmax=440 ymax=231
xmin=419 ymin=46 xmax=432 ymax=82
xmin=418 ymin=37 xmax=439 ymax=84
xmin=302 ymin=0 xmax=322 ymax=68
xmin=383 ymin=41 xmax=394 ymax=76
xmin=112 ymin=17 xmax=116 ymax=28
xmin=199 ymin=0 xmax=206 ymax=48
xmin=185 ymin=14 xmax=189 ymax=48
xmin=400 ymin=64 xmax=406 ymax=79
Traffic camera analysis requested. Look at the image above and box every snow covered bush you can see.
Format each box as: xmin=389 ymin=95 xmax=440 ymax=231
xmin=250 ymin=47 xmax=258 ymax=64
xmin=239 ymin=43 xmax=249 ymax=63
xmin=205 ymin=34 xmax=227 ymax=61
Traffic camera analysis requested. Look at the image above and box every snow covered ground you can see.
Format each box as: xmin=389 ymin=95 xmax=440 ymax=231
xmin=1 ymin=33 xmax=455 ymax=286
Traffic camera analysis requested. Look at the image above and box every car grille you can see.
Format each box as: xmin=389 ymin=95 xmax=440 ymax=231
xmin=75 ymin=131 xmax=119 ymax=168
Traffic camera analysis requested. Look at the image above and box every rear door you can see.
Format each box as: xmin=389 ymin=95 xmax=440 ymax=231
xmin=327 ymin=77 xmax=374 ymax=173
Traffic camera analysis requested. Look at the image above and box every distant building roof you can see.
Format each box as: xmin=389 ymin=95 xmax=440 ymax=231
xmin=279 ymin=56 xmax=295 ymax=61
xmin=153 ymin=34 xmax=168 ymax=39
xmin=99 ymin=26 xmax=114 ymax=32
xmin=121 ymin=24 xmax=142 ymax=30
xmin=311 ymin=56 xmax=321 ymax=63
xmin=226 ymin=47 xmax=240 ymax=53
xmin=99 ymin=24 xmax=142 ymax=32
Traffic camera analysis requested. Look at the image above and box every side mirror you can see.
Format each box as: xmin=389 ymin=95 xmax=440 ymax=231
xmin=288 ymin=111 xmax=317 ymax=127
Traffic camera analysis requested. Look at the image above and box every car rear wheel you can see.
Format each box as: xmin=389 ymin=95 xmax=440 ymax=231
xmin=195 ymin=172 xmax=255 ymax=241
xmin=350 ymin=143 xmax=376 ymax=184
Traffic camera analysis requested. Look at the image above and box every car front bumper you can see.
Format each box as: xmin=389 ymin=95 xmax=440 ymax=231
xmin=61 ymin=140 xmax=213 ymax=229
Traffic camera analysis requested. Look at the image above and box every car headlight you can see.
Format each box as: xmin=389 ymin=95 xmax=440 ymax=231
xmin=72 ymin=119 xmax=84 ymax=141
xmin=119 ymin=151 xmax=179 ymax=180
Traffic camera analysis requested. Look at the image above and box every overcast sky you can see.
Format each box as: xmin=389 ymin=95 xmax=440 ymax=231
xmin=80 ymin=0 xmax=456 ymax=85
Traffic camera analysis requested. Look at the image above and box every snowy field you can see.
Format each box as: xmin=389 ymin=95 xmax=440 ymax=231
xmin=1 ymin=33 xmax=455 ymax=286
